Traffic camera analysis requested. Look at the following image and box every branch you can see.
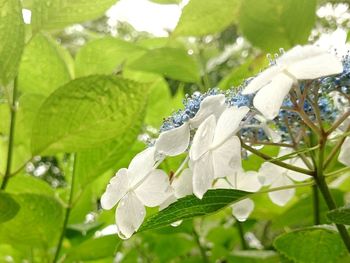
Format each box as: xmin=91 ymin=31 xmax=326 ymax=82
xmin=240 ymin=140 xmax=314 ymax=176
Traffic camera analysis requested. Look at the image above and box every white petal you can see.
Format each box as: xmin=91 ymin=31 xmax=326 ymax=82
xmin=287 ymin=53 xmax=343 ymax=79
xmin=190 ymin=94 xmax=226 ymax=128
xmin=232 ymin=198 xmax=255 ymax=222
xmin=268 ymin=175 xmax=295 ymax=206
xmin=212 ymin=136 xmax=242 ymax=178
xmin=100 ymin=168 xmax=129 ymax=210
xmin=155 ymin=122 xmax=190 ymax=157
xmin=192 ymin=153 xmax=214 ymax=199
xmin=212 ymin=106 xmax=249 ymax=147
xmin=134 ymin=169 xmax=172 ymax=207
xmin=277 ymin=45 xmax=325 ymax=65
xmin=261 ymin=122 xmax=282 ymax=143
xmin=228 ymin=171 xmax=262 ymax=192
xmin=190 ymin=115 xmax=216 ymax=161
xmin=116 ymin=192 xmax=145 ymax=239
xmin=128 ymin=147 xmax=156 ymax=186
xmin=259 ymin=162 xmax=284 ymax=186
xmin=214 ymin=178 xmax=232 ymax=189
xmin=287 ymin=158 xmax=311 ymax=182
xmin=339 ymin=137 xmax=350 ymax=166
xmin=159 ymin=194 xmax=177 ymax=210
xmin=173 ymin=168 xmax=193 ymax=198
xmin=253 ymin=73 xmax=294 ymax=120
xmin=242 ymin=65 xmax=282 ymax=94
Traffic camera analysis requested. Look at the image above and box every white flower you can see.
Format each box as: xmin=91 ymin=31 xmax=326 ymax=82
xmin=339 ymin=137 xmax=350 ymax=166
xmin=252 ymin=115 xmax=282 ymax=143
xmin=190 ymin=106 xmax=249 ymax=199
xmin=315 ymin=28 xmax=350 ymax=57
xmin=100 ymin=147 xmax=172 ymax=239
xmin=159 ymin=168 xmax=193 ymax=210
xmin=242 ymin=45 xmax=343 ymax=120
xmin=215 ymin=169 xmax=262 ymax=221
xmin=155 ymin=94 xmax=226 ymax=156
xmin=259 ymin=150 xmax=311 ymax=206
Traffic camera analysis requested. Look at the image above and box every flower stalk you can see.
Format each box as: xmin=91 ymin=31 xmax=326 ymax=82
xmin=53 ymin=154 xmax=77 ymax=262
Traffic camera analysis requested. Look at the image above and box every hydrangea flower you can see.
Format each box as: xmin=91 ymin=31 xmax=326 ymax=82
xmin=339 ymin=137 xmax=350 ymax=166
xmin=215 ymin=169 xmax=262 ymax=221
xmin=189 ymin=106 xmax=249 ymax=198
xmin=155 ymin=94 xmax=226 ymax=156
xmin=100 ymin=147 xmax=172 ymax=239
xmin=160 ymin=168 xmax=193 ymax=210
xmin=242 ymin=45 xmax=343 ymax=119
xmin=258 ymin=149 xmax=311 ymax=206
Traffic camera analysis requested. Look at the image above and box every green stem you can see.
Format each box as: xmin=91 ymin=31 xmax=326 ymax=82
xmin=1 ymin=78 xmax=18 ymax=190
xmin=240 ymin=141 xmax=314 ymax=175
xmin=325 ymin=167 xmax=350 ymax=178
xmin=193 ymin=229 xmax=208 ymax=263
xmin=312 ymin=184 xmax=320 ymax=225
xmin=53 ymin=154 xmax=77 ymax=262
xmin=315 ymin=137 xmax=350 ymax=252
xmin=315 ymin=175 xmax=350 ymax=252
xmin=236 ymin=221 xmax=248 ymax=250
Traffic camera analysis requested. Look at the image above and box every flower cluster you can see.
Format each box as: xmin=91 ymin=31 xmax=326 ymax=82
xmin=101 ymin=44 xmax=349 ymax=239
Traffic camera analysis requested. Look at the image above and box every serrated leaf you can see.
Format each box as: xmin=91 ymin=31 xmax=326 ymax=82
xmin=327 ymin=205 xmax=350 ymax=225
xmin=173 ymin=0 xmax=239 ymax=37
xmin=31 ymin=75 xmax=149 ymax=155
xmin=128 ymin=47 xmax=200 ymax=83
xmin=18 ymin=33 xmax=71 ymax=96
xmin=66 ymin=235 xmax=120 ymax=261
xmin=0 ymin=193 xmax=64 ymax=248
xmin=75 ymin=37 xmax=146 ymax=77
xmin=31 ymin=0 xmax=117 ymax=31
xmin=0 ymin=193 xmax=20 ymax=223
xmin=0 ymin=0 xmax=25 ymax=85
xmin=274 ymin=227 xmax=346 ymax=263
xmin=139 ymin=189 xmax=249 ymax=231
xmin=239 ymin=0 xmax=316 ymax=52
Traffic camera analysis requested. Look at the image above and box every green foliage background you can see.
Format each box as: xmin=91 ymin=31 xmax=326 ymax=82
xmin=0 ymin=0 xmax=350 ymax=262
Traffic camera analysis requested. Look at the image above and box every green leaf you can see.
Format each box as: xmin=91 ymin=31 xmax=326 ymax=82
xmin=31 ymin=75 xmax=149 ymax=155
xmin=0 ymin=193 xmax=20 ymax=223
xmin=327 ymin=205 xmax=350 ymax=225
xmin=274 ymin=226 xmax=346 ymax=263
xmin=218 ymin=55 xmax=267 ymax=90
xmin=123 ymin=70 xmax=183 ymax=127
xmin=75 ymin=37 xmax=145 ymax=77
xmin=0 ymin=193 xmax=64 ymax=248
xmin=31 ymin=0 xmax=117 ymax=31
xmin=0 ymin=94 xmax=46 ymax=173
xmin=238 ymin=0 xmax=316 ymax=52
xmin=18 ymin=33 xmax=71 ymax=96
xmin=139 ymin=189 xmax=249 ymax=231
xmin=6 ymin=174 xmax=55 ymax=197
xmin=173 ymin=0 xmax=240 ymax=37
xmin=128 ymin=47 xmax=200 ymax=83
xmin=0 ymin=0 xmax=25 ymax=85
xmin=66 ymin=235 xmax=120 ymax=261
xmin=11 ymin=94 xmax=46 ymax=171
